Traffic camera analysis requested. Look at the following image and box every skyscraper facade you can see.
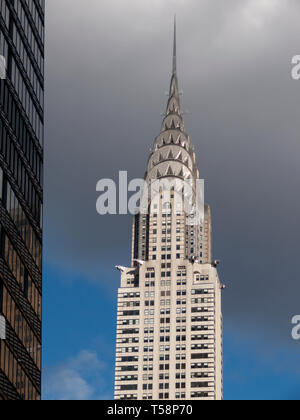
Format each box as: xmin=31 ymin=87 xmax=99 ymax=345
xmin=0 ymin=0 xmax=44 ymax=400
xmin=114 ymin=22 xmax=223 ymax=401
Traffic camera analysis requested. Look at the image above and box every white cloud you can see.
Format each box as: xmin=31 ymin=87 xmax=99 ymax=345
xmin=43 ymin=350 xmax=109 ymax=400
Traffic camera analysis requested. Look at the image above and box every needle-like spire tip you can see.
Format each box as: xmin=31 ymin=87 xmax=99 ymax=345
xmin=173 ymin=15 xmax=177 ymax=74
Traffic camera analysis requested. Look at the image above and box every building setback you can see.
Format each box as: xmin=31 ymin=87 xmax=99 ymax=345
xmin=0 ymin=0 xmax=44 ymax=400
xmin=114 ymin=20 xmax=223 ymax=401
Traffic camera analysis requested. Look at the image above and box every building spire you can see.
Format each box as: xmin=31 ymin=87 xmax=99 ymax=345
xmin=173 ymin=15 xmax=177 ymax=75
xmin=165 ymin=15 xmax=182 ymax=118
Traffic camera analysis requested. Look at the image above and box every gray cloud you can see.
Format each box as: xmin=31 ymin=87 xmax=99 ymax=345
xmin=45 ymin=0 xmax=300 ymax=348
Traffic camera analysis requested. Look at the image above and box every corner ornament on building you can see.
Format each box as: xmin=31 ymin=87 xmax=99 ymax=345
xmin=0 ymin=315 xmax=6 ymax=340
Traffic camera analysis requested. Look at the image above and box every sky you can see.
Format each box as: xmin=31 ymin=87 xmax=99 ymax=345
xmin=42 ymin=0 xmax=300 ymax=400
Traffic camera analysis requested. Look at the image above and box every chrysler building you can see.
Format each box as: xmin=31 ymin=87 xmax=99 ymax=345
xmin=114 ymin=19 xmax=223 ymax=401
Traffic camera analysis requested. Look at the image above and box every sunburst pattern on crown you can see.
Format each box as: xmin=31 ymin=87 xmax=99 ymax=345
xmin=145 ymin=23 xmax=199 ymax=184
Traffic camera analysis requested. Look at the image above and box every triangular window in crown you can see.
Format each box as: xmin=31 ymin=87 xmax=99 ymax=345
xmin=168 ymin=150 xmax=174 ymax=160
xmin=169 ymin=101 xmax=175 ymax=113
xmin=166 ymin=165 xmax=174 ymax=176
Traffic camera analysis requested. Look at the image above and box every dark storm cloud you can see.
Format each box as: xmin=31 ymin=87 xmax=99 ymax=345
xmin=45 ymin=0 xmax=300 ymax=346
